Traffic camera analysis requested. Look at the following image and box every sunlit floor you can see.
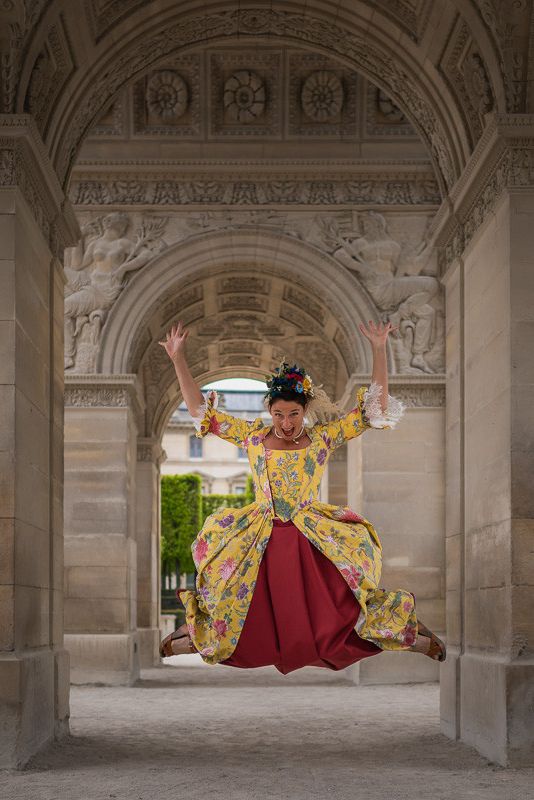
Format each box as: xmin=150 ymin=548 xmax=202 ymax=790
xmin=3 ymin=655 xmax=532 ymax=800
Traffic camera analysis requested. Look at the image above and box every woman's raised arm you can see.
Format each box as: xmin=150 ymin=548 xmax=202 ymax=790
xmin=358 ymin=320 xmax=395 ymax=412
xmin=158 ymin=321 xmax=204 ymax=416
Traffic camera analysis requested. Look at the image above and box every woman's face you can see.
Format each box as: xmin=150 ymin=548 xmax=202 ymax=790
xmin=269 ymin=399 xmax=306 ymax=440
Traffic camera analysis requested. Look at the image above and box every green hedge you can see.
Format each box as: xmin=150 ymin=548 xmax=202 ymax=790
xmin=161 ymin=473 xmax=257 ymax=583
xmin=201 ymin=493 xmax=249 ymax=523
xmin=161 ymin=474 xmax=202 ymax=576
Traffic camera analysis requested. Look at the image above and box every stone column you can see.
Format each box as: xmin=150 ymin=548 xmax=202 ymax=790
xmin=438 ymin=118 xmax=534 ymax=766
xmin=64 ymin=376 xmax=143 ymax=685
xmin=136 ymin=438 xmax=165 ymax=667
xmin=0 ymin=118 xmax=77 ymax=767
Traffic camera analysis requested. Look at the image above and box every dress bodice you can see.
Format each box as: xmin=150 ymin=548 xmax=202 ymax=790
xmin=265 ymin=448 xmax=311 ymax=521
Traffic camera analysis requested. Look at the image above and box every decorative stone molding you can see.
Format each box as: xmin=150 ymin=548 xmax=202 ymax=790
xmin=474 ymin=0 xmax=531 ymax=113
xmin=70 ymin=165 xmax=441 ymax=207
xmin=24 ymin=17 xmax=75 ymax=135
xmin=0 ymin=116 xmax=78 ymax=253
xmin=439 ymin=17 xmax=494 ymax=147
xmin=85 ymin=0 xmax=150 ymax=42
xmin=433 ymin=114 xmax=534 ymax=268
xmin=367 ymin=0 xmax=433 ymax=43
xmin=64 ymin=373 xmax=145 ymax=430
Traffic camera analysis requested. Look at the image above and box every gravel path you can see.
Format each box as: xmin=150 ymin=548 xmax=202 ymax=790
xmin=2 ymin=655 xmax=532 ymax=800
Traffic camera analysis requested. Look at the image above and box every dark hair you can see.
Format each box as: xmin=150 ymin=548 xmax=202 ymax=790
xmin=268 ymin=390 xmax=307 ymax=409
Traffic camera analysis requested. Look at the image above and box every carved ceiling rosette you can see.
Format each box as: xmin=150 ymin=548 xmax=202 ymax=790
xmin=146 ymin=70 xmax=189 ymax=119
xmin=300 ymin=70 xmax=344 ymax=122
xmin=223 ymin=69 xmax=266 ymax=123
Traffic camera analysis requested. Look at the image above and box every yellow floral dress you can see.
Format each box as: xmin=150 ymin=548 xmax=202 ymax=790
xmin=179 ymin=383 xmax=417 ymax=664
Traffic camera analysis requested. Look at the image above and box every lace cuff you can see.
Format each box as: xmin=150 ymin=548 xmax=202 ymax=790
xmin=360 ymin=382 xmax=404 ymax=429
xmin=190 ymin=390 xmax=218 ymax=437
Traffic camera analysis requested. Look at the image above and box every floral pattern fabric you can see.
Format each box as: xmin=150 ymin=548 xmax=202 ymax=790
xmin=179 ymin=383 xmax=417 ymax=664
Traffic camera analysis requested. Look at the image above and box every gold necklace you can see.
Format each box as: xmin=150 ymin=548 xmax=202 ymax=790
xmin=274 ymin=424 xmax=305 ymax=444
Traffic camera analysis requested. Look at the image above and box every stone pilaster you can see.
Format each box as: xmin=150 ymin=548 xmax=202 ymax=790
xmin=436 ymin=114 xmax=534 ymax=766
xmin=341 ymin=375 xmax=445 ymax=686
xmin=136 ymin=438 xmax=166 ymax=668
xmin=0 ymin=117 xmax=77 ymax=767
xmin=63 ymin=375 xmax=144 ymax=685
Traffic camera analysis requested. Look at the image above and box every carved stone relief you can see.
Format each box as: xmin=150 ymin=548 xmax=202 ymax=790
xmin=331 ymin=210 xmax=444 ymax=374
xmin=64 ymin=212 xmax=167 ymax=372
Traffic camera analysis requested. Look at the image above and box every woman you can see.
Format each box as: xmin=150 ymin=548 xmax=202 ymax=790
xmin=158 ymin=319 xmax=445 ymax=672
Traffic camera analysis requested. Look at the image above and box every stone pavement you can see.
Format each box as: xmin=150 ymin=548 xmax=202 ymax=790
xmin=1 ymin=655 xmax=532 ymax=800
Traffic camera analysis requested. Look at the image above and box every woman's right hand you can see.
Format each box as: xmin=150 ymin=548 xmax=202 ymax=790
xmin=158 ymin=321 xmax=189 ymax=362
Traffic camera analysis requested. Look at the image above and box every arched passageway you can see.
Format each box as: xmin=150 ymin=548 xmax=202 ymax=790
xmin=1 ymin=0 xmax=533 ymax=770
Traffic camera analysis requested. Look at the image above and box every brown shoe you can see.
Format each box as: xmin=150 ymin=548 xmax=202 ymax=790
xmin=159 ymin=629 xmax=196 ymax=658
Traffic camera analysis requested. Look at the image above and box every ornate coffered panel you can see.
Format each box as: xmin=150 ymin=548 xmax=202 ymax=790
xmin=287 ymin=51 xmax=357 ymax=138
xmin=209 ymin=50 xmax=281 ymax=138
xmin=132 ymin=55 xmax=201 ymax=137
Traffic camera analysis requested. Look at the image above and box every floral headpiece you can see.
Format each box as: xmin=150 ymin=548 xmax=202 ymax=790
xmin=264 ymin=359 xmax=315 ymax=401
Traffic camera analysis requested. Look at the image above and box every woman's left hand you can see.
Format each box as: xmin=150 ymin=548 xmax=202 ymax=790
xmin=359 ymin=319 xmax=397 ymax=349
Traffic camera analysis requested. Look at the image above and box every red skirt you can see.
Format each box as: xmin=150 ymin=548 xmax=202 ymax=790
xmin=220 ymin=518 xmax=381 ymax=674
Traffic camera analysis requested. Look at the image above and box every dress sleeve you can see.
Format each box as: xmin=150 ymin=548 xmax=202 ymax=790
xmin=314 ymin=382 xmax=405 ymax=450
xmin=190 ymin=390 xmax=257 ymax=447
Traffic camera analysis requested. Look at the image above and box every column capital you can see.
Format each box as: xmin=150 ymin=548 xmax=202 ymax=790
xmin=64 ymin=374 xmax=145 ymax=432
xmin=137 ymin=437 xmax=166 ymax=466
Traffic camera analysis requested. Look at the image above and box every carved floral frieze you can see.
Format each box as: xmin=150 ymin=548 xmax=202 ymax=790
xmin=70 ymin=169 xmax=441 ymax=206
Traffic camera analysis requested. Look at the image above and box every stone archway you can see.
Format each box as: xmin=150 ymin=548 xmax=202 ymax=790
xmin=1 ymin=0 xmax=533 ymax=770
